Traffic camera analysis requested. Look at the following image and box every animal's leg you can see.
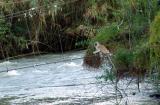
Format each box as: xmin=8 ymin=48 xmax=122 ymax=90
xmin=93 ymin=49 xmax=100 ymax=54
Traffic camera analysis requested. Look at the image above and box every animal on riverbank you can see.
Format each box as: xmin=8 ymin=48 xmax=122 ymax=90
xmin=93 ymin=41 xmax=111 ymax=56
xmin=93 ymin=41 xmax=115 ymax=71
xmin=83 ymin=42 xmax=111 ymax=68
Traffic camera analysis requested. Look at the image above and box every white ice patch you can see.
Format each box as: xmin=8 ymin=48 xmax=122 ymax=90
xmin=7 ymin=70 xmax=20 ymax=76
xmin=92 ymin=102 xmax=113 ymax=105
xmin=32 ymin=70 xmax=42 ymax=73
xmin=0 ymin=61 xmax=17 ymax=66
xmin=32 ymin=69 xmax=49 ymax=74
xmin=57 ymin=62 xmax=82 ymax=69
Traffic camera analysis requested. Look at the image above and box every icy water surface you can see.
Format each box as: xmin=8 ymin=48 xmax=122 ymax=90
xmin=0 ymin=51 xmax=159 ymax=105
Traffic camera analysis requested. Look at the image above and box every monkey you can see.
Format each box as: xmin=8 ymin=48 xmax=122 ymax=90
xmin=93 ymin=41 xmax=111 ymax=56
xmin=93 ymin=41 xmax=113 ymax=67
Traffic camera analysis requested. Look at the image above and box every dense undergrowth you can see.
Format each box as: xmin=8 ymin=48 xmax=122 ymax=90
xmin=83 ymin=0 xmax=160 ymax=91
xmin=0 ymin=0 xmax=95 ymax=59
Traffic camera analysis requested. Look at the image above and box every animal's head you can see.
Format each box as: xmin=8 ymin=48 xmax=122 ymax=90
xmin=94 ymin=41 xmax=100 ymax=47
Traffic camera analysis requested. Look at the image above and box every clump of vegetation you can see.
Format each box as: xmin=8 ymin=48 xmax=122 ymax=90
xmin=149 ymin=12 xmax=160 ymax=90
xmin=92 ymin=24 xmax=119 ymax=43
xmin=0 ymin=13 xmax=28 ymax=59
xmin=0 ymin=0 xmax=91 ymax=59
xmin=0 ymin=14 xmax=10 ymax=58
xmin=84 ymin=0 xmax=159 ymax=83
xmin=149 ymin=12 xmax=160 ymax=70
xmin=83 ymin=24 xmax=119 ymax=68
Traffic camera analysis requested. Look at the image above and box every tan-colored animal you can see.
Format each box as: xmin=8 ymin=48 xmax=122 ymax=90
xmin=93 ymin=42 xmax=111 ymax=55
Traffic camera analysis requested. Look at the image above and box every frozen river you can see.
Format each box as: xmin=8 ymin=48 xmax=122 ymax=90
xmin=0 ymin=51 xmax=159 ymax=105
